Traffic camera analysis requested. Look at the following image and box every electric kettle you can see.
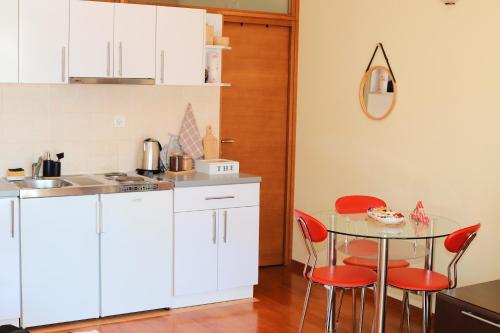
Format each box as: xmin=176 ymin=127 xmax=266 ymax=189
xmin=138 ymin=138 xmax=162 ymax=174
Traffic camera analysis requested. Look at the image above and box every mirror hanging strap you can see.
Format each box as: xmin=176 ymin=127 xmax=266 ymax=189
xmin=365 ymin=42 xmax=397 ymax=83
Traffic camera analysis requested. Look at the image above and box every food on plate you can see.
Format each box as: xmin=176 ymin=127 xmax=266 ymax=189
xmin=367 ymin=207 xmax=405 ymax=224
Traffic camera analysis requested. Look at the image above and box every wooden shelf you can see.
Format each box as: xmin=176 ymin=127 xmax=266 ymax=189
xmin=203 ymin=83 xmax=231 ymax=87
xmin=205 ymin=45 xmax=232 ymax=50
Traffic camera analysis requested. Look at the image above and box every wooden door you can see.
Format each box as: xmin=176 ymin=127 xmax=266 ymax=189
xmin=19 ymin=0 xmax=69 ymax=84
xmin=221 ymin=22 xmax=290 ymax=266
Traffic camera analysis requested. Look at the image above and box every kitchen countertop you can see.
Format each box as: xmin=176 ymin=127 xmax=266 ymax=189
xmin=0 ymin=179 xmax=20 ymax=197
xmin=158 ymin=172 xmax=262 ymax=187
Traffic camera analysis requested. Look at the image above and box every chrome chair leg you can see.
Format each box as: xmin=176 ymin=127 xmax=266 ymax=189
xmin=399 ymin=291 xmax=407 ymax=333
xmin=352 ymin=288 xmax=357 ymax=333
xmin=405 ymin=291 xmax=411 ymax=333
xmin=371 ymin=284 xmax=377 ymax=333
xmin=325 ymin=286 xmax=334 ymax=332
xmin=299 ymin=280 xmax=313 ymax=333
xmin=359 ymin=287 xmax=366 ymax=333
xmin=336 ymin=288 xmax=344 ymax=324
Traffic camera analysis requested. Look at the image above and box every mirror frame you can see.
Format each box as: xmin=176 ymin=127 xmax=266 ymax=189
xmin=359 ymin=65 xmax=398 ymax=120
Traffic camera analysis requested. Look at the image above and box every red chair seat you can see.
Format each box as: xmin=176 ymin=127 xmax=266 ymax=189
xmin=388 ymin=268 xmax=450 ymax=291
xmin=309 ymin=265 xmax=377 ymax=288
xmin=344 ymin=256 xmax=410 ymax=270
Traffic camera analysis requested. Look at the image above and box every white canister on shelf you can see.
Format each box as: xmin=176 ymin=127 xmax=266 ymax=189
xmin=206 ymin=50 xmax=219 ymax=83
xmin=378 ymin=69 xmax=389 ymax=93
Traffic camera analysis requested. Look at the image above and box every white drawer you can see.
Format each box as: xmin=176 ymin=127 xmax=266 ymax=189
xmin=174 ymin=183 xmax=260 ymax=212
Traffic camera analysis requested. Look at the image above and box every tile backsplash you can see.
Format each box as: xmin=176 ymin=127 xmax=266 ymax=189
xmin=0 ymin=84 xmax=220 ymax=176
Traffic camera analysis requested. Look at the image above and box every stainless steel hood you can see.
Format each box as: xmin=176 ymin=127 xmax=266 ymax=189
xmin=70 ymin=77 xmax=155 ymax=85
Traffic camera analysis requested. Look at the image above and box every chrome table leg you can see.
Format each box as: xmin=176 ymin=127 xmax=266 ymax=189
xmin=422 ymin=238 xmax=435 ymax=333
xmin=327 ymin=232 xmax=337 ymax=332
xmin=375 ymin=238 xmax=389 ymax=333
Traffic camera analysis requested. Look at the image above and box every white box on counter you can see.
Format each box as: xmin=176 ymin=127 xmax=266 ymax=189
xmin=195 ymin=159 xmax=239 ymax=175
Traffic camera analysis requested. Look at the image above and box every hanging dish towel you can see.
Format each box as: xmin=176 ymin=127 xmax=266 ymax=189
xmin=179 ymin=103 xmax=204 ymax=160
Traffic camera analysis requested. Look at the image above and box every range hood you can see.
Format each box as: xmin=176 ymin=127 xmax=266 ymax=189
xmin=69 ymin=77 xmax=155 ymax=85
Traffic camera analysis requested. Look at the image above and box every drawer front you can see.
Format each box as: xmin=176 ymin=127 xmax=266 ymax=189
xmin=174 ymin=183 xmax=260 ymax=212
xmin=436 ymin=294 xmax=500 ymax=333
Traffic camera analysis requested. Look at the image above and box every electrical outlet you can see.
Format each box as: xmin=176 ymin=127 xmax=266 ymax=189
xmin=113 ymin=115 xmax=126 ymax=128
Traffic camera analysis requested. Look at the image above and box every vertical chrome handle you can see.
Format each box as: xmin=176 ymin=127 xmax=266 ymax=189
xmin=223 ymin=211 xmax=228 ymax=243
xmin=10 ymin=200 xmax=15 ymax=238
xmin=212 ymin=211 xmax=217 ymax=244
xmin=96 ymin=201 xmax=101 ymax=234
xmin=106 ymin=42 xmax=111 ymax=77
xmin=160 ymin=50 xmax=165 ymax=84
xmin=61 ymin=46 xmax=66 ymax=82
xmin=118 ymin=42 xmax=123 ymax=77
xmin=99 ymin=200 xmax=104 ymax=233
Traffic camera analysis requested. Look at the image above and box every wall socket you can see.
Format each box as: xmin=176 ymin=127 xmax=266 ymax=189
xmin=113 ymin=115 xmax=126 ymax=128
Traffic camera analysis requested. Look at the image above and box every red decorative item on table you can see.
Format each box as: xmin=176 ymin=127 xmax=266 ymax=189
xmin=410 ymin=200 xmax=430 ymax=224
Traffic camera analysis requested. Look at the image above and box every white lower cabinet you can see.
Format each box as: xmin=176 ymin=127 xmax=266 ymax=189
xmin=173 ymin=184 xmax=260 ymax=298
xmin=100 ymin=191 xmax=173 ymax=316
xmin=0 ymin=198 xmax=20 ymax=326
xmin=20 ymin=195 xmax=100 ymax=327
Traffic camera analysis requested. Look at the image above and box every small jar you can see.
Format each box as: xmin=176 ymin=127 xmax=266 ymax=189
xmin=169 ymin=154 xmax=182 ymax=172
xmin=181 ymin=155 xmax=193 ymax=171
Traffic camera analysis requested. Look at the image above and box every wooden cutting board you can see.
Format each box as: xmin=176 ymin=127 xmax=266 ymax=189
xmin=203 ymin=126 xmax=219 ymax=159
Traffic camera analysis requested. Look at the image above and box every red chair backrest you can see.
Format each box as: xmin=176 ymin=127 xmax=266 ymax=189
xmin=335 ymin=195 xmax=387 ymax=214
xmin=444 ymin=224 xmax=481 ymax=253
xmin=294 ymin=209 xmax=328 ymax=243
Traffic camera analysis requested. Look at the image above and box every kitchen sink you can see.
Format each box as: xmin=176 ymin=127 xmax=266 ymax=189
xmin=18 ymin=179 xmax=74 ymax=189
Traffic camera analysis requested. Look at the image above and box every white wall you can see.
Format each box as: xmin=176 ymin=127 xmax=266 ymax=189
xmin=295 ymin=0 xmax=500 ymax=289
xmin=0 ymin=84 xmax=219 ymax=175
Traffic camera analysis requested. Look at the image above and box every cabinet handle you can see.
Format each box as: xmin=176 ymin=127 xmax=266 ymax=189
xmin=160 ymin=50 xmax=165 ymax=84
xmin=221 ymin=139 xmax=236 ymax=144
xmin=119 ymin=42 xmax=123 ymax=77
xmin=96 ymin=201 xmax=100 ymax=234
xmin=10 ymin=200 xmax=15 ymax=238
xmin=212 ymin=211 xmax=217 ymax=244
xmin=205 ymin=196 xmax=235 ymax=201
xmin=223 ymin=210 xmax=227 ymax=243
xmin=106 ymin=42 xmax=111 ymax=77
xmin=61 ymin=46 xmax=66 ymax=82
xmin=461 ymin=311 xmax=500 ymax=328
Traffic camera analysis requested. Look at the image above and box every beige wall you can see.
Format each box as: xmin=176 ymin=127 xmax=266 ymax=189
xmin=0 ymin=84 xmax=219 ymax=175
xmin=295 ymin=0 xmax=500 ymax=288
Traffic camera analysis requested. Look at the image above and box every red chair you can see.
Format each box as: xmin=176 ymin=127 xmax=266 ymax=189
xmin=388 ymin=224 xmax=480 ymax=332
xmin=295 ymin=209 xmax=377 ymax=333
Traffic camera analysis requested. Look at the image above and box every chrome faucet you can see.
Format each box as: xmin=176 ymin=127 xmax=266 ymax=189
xmin=32 ymin=156 xmax=43 ymax=179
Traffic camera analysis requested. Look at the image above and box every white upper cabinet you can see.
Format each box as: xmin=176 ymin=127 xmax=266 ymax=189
xmin=69 ymin=0 xmax=114 ymax=78
xmin=114 ymin=3 xmax=156 ymax=79
xmin=19 ymin=0 xmax=69 ymax=84
xmin=0 ymin=0 xmax=19 ymax=83
xmin=156 ymin=7 xmax=205 ymax=85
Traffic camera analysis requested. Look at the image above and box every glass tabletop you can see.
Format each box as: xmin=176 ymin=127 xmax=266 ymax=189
xmin=312 ymin=211 xmax=461 ymax=240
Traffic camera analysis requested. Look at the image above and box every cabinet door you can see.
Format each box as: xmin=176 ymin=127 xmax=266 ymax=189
xmin=69 ymin=0 xmax=114 ymax=78
xmin=156 ymin=7 xmax=205 ymax=85
xmin=218 ymin=206 xmax=259 ymax=290
xmin=114 ymin=3 xmax=156 ymax=79
xmin=0 ymin=198 xmax=20 ymax=323
xmin=19 ymin=0 xmax=69 ymax=83
xmin=0 ymin=0 xmax=18 ymax=83
xmin=20 ymin=196 xmax=99 ymax=327
xmin=100 ymin=191 xmax=173 ymax=316
xmin=174 ymin=210 xmax=218 ymax=296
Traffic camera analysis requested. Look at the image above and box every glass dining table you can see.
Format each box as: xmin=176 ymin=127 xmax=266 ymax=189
xmin=312 ymin=211 xmax=460 ymax=333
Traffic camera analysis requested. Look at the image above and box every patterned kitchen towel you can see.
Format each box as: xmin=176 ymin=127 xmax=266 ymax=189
xmin=179 ymin=103 xmax=204 ymax=160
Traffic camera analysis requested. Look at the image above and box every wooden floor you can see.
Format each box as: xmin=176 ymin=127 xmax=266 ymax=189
xmin=31 ymin=265 xmax=425 ymax=333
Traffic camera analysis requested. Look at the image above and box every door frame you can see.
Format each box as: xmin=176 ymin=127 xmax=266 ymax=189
xmin=96 ymin=0 xmax=300 ymax=265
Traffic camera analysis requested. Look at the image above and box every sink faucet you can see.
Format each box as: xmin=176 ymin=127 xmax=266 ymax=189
xmin=32 ymin=156 xmax=43 ymax=179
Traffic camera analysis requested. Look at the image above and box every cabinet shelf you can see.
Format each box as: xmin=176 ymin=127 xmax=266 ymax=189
xmin=205 ymin=44 xmax=232 ymax=50
xmin=203 ymin=82 xmax=231 ymax=87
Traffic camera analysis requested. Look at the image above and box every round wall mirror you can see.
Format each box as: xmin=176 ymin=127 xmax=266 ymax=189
xmin=359 ymin=66 xmax=397 ymax=120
